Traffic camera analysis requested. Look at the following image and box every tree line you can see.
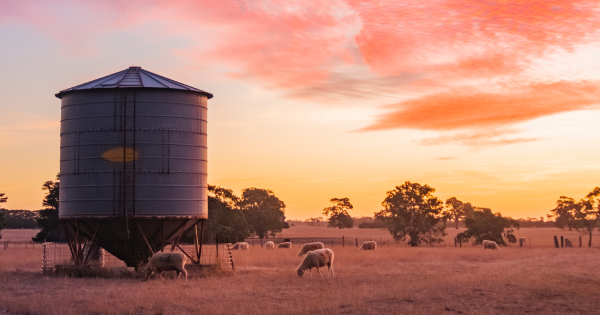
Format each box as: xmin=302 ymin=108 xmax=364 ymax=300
xmin=0 ymin=179 xmax=598 ymax=247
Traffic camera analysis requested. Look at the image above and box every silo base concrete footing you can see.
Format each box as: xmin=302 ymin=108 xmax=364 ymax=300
xmin=61 ymin=217 xmax=205 ymax=268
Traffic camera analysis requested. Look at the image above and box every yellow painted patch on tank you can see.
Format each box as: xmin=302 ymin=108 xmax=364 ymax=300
xmin=102 ymin=147 xmax=138 ymax=162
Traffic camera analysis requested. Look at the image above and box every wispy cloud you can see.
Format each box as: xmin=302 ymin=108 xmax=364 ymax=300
xmin=358 ymin=81 xmax=600 ymax=144
xmin=4 ymin=0 xmax=600 ymax=146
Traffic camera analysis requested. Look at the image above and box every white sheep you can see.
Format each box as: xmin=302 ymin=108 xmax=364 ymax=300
xmin=482 ymin=240 xmax=500 ymax=250
xmin=277 ymin=242 xmax=292 ymax=249
xmin=359 ymin=241 xmax=377 ymax=251
xmin=231 ymin=242 xmax=250 ymax=250
xmin=143 ymin=252 xmax=188 ymax=281
xmin=297 ymin=242 xmax=325 ymax=256
xmin=296 ymin=248 xmax=334 ymax=278
xmin=264 ymin=241 xmax=275 ymax=250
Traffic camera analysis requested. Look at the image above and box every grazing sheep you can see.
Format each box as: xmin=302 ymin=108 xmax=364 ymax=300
xmin=296 ymin=248 xmax=334 ymax=278
xmin=277 ymin=242 xmax=292 ymax=249
xmin=482 ymin=240 xmax=500 ymax=250
xmin=265 ymin=241 xmax=275 ymax=250
xmin=231 ymin=242 xmax=250 ymax=250
xmin=359 ymin=241 xmax=377 ymax=251
xmin=143 ymin=252 xmax=188 ymax=281
xmin=297 ymin=242 xmax=325 ymax=256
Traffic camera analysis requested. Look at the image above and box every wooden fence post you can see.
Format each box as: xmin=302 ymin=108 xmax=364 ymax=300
xmin=454 ymin=237 xmax=457 ymax=247
xmin=579 ymin=236 xmax=582 ymax=247
xmin=342 ymin=236 xmax=344 ymax=247
xmin=560 ymin=236 xmax=564 ymax=248
xmin=355 ymin=238 xmax=358 ymax=247
xmin=553 ymin=236 xmax=559 ymax=248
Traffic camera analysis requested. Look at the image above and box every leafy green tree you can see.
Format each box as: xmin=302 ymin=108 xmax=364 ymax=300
xmin=457 ymin=207 xmax=520 ymax=245
xmin=445 ymin=197 xmax=473 ymax=229
xmin=322 ymin=197 xmax=354 ymax=229
xmin=375 ymin=182 xmax=447 ymax=246
xmin=571 ymin=188 xmax=598 ymax=246
xmin=548 ymin=196 xmax=579 ymax=231
xmin=547 ymin=188 xmax=600 ymax=247
xmin=578 ymin=188 xmax=600 ymax=247
xmin=0 ymin=193 xmax=6 ymax=239
xmin=33 ymin=175 xmax=65 ymax=242
xmin=204 ymin=185 xmax=251 ymax=243
xmin=238 ymin=188 xmax=286 ymax=240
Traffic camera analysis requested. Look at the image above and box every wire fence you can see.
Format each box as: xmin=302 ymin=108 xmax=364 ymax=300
xmin=245 ymin=234 xmax=600 ymax=249
xmin=41 ymin=242 xmax=234 ymax=275
xmin=1 ymin=241 xmax=37 ymax=250
xmin=244 ymin=237 xmax=448 ymax=248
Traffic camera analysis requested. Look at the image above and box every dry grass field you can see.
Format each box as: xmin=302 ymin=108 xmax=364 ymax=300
xmin=1 ymin=229 xmax=39 ymax=242
xmin=1 ymin=227 xmax=600 ymax=314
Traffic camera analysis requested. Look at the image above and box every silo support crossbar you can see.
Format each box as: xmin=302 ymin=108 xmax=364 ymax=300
xmin=61 ymin=220 xmax=76 ymax=262
xmin=169 ymin=221 xmax=192 ymax=252
xmin=82 ymin=222 xmax=101 ymax=265
xmin=176 ymin=244 xmax=198 ymax=264
xmin=135 ymin=220 xmax=155 ymax=255
xmin=62 ymin=219 xmax=97 ymax=266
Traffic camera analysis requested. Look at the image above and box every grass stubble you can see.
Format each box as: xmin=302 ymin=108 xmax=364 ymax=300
xmin=1 ymin=228 xmax=600 ymax=314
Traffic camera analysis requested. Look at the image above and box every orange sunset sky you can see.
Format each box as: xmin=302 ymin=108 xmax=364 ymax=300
xmin=1 ymin=0 xmax=600 ymax=220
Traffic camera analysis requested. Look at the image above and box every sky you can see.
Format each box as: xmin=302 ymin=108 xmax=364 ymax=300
xmin=1 ymin=0 xmax=600 ymax=220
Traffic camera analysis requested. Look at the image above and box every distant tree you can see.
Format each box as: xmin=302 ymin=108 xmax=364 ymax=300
xmin=375 ymin=182 xmax=447 ymax=246
xmin=238 ymin=188 xmax=286 ymax=240
xmin=352 ymin=216 xmax=374 ymax=226
xmin=305 ymin=217 xmax=324 ymax=226
xmin=515 ymin=217 xmax=554 ymax=228
xmin=445 ymin=197 xmax=473 ymax=229
xmin=0 ymin=210 xmax=38 ymax=229
xmin=548 ymin=196 xmax=579 ymax=231
xmin=358 ymin=217 xmax=391 ymax=229
xmin=33 ymin=175 xmax=65 ymax=242
xmin=578 ymin=187 xmax=600 ymax=247
xmin=457 ymin=207 xmax=520 ymax=246
xmin=547 ymin=188 xmax=600 ymax=247
xmin=323 ymin=197 xmax=354 ymax=229
xmin=0 ymin=193 xmax=6 ymax=239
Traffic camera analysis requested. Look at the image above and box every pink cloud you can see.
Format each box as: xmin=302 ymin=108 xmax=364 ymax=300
xmin=4 ymin=0 xmax=600 ymax=145
xmin=361 ymin=81 xmax=600 ymax=132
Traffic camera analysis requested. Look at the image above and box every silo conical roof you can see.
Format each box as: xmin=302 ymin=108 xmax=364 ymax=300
xmin=55 ymin=66 xmax=213 ymax=99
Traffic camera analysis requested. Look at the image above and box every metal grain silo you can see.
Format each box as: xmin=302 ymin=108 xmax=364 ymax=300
xmin=56 ymin=66 xmax=212 ymax=267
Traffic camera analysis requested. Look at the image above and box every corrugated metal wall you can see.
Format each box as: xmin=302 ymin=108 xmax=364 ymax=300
xmin=59 ymin=89 xmax=208 ymax=218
